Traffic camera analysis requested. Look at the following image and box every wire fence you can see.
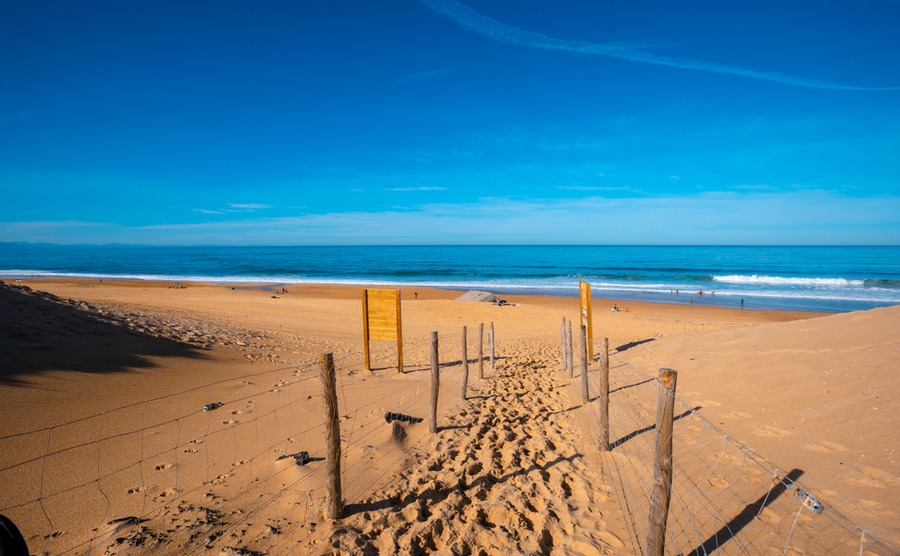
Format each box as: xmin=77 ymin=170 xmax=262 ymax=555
xmin=564 ymin=325 xmax=899 ymax=556
xmin=0 ymin=326 xmax=479 ymax=556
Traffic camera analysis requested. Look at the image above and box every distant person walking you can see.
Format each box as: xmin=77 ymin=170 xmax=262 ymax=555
xmin=741 ymin=299 xmax=744 ymax=309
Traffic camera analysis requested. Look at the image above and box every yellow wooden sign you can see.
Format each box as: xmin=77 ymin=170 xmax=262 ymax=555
xmin=362 ymin=288 xmax=403 ymax=372
xmin=579 ymin=280 xmax=593 ymax=359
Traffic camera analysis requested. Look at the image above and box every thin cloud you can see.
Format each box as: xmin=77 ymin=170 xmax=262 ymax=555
xmin=194 ymin=209 xmax=224 ymax=214
xmin=671 ymin=175 xmax=680 ymax=180
xmin=229 ymin=203 xmax=272 ymax=210
xmin=386 ymin=186 xmax=446 ymax=191
xmin=418 ymin=0 xmax=899 ymax=91
xmin=556 ymin=185 xmax=636 ymax=191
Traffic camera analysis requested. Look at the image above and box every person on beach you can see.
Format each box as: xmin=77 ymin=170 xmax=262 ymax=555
xmin=741 ymin=299 xmax=744 ymax=308
xmin=414 ymin=292 xmax=418 ymax=299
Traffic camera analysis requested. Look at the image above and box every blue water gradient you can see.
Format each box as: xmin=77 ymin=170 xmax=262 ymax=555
xmin=2 ymin=245 xmax=898 ymax=313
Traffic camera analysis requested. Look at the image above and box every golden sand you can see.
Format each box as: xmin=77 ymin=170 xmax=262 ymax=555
xmin=0 ymin=279 xmax=896 ymax=554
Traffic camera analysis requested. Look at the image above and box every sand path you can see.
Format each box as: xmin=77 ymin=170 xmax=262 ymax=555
xmin=304 ymin=338 xmax=629 ymax=555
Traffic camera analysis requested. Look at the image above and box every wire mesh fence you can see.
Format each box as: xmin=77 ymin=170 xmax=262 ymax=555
xmin=565 ymin=325 xmax=899 ymax=556
xmin=0 ymin=326 xmax=480 ymax=556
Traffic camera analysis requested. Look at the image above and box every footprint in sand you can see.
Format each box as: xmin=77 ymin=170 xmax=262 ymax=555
xmin=183 ymin=448 xmax=198 ymax=453
xmin=127 ymin=486 xmax=146 ymax=494
xmin=222 ymin=420 xmax=236 ymax=425
xmin=723 ymin=411 xmax=752 ymax=419
xmin=231 ymin=410 xmax=242 ymax=415
xmin=802 ymin=441 xmax=848 ymax=453
xmin=155 ymin=463 xmax=172 ymax=471
xmin=839 ymin=466 xmax=900 ymax=488
xmin=757 ymin=507 xmax=781 ymax=524
xmin=754 ymin=425 xmax=791 ymax=438
xmin=707 ymin=475 xmax=730 ymax=488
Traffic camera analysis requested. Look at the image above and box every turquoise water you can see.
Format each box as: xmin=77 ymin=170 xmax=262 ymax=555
xmin=2 ymin=244 xmax=899 ymax=313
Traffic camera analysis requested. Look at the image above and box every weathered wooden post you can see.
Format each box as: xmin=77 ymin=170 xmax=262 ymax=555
xmin=477 ymin=323 xmax=484 ymax=380
xmin=429 ymin=331 xmax=440 ymax=433
xmin=560 ymin=317 xmax=568 ymax=373
xmin=489 ymin=322 xmax=495 ymax=370
xmin=568 ymin=320 xmax=575 ymax=378
xmin=461 ymin=326 xmax=469 ymax=400
xmin=598 ymin=337 xmax=610 ymax=452
xmin=580 ymin=324 xmax=589 ymax=403
xmin=319 ymin=352 xmax=343 ymax=519
xmin=647 ymin=368 xmax=678 ymax=556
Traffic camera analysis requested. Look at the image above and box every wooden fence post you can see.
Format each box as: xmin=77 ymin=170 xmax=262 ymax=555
xmin=560 ymin=317 xmax=568 ymax=373
xmin=598 ymin=337 xmax=610 ymax=452
xmin=647 ymin=368 xmax=678 ymax=556
xmin=580 ymin=324 xmax=589 ymax=403
xmin=489 ymin=322 xmax=495 ymax=370
xmin=461 ymin=326 xmax=468 ymax=400
xmin=568 ymin=320 xmax=575 ymax=378
xmin=319 ymin=352 xmax=343 ymax=520
xmin=478 ymin=323 xmax=484 ymax=380
xmin=429 ymin=331 xmax=440 ymax=433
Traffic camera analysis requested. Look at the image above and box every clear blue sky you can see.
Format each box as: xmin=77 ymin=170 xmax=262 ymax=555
xmin=2 ymin=1 xmax=899 ymax=245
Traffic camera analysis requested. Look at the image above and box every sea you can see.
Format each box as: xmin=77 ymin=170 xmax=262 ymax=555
xmin=2 ymin=244 xmax=899 ymax=314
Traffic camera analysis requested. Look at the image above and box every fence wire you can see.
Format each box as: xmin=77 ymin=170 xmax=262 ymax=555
xmin=0 ymin=326 xmax=481 ymax=556
xmin=562 ymin=327 xmax=899 ymax=556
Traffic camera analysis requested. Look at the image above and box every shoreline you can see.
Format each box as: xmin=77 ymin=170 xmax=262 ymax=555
xmin=6 ymin=276 xmax=829 ymax=322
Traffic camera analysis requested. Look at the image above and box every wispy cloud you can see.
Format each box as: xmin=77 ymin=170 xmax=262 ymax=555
xmin=7 ymin=190 xmax=898 ymax=245
xmin=417 ymin=0 xmax=899 ymax=90
xmin=229 ymin=203 xmax=272 ymax=210
xmin=556 ymin=185 xmax=636 ymax=192
xmin=670 ymin=175 xmax=680 ymax=180
xmin=398 ymin=67 xmax=456 ymax=83
xmin=194 ymin=209 xmax=224 ymax=214
xmin=385 ymin=186 xmax=446 ymax=191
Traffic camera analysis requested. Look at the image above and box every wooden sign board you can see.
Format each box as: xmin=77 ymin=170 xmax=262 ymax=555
xmin=362 ymin=289 xmax=403 ymax=373
xmin=579 ymin=280 xmax=593 ymax=359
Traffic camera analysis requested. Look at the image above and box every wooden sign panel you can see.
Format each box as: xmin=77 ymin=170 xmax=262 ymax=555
xmin=579 ymin=280 xmax=593 ymax=359
xmin=362 ymin=289 xmax=403 ymax=372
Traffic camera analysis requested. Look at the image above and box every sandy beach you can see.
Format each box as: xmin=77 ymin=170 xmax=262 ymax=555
xmin=1 ymin=278 xmax=897 ymax=555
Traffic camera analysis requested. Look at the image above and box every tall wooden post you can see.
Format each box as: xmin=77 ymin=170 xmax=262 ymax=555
xmin=361 ymin=291 xmax=371 ymax=371
xmin=598 ymin=337 xmax=610 ymax=452
xmin=429 ymin=331 xmax=440 ymax=433
xmin=647 ymin=368 xmax=678 ymax=556
xmin=477 ymin=323 xmax=484 ymax=380
xmin=461 ymin=326 xmax=469 ymax=400
xmin=580 ymin=324 xmax=589 ymax=403
xmin=489 ymin=322 xmax=495 ymax=370
xmin=560 ymin=317 xmax=568 ymax=373
xmin=319 ymin=352 xmax=343 ymax=519
xmin=568 ymin=320 xmax=575 ymax=379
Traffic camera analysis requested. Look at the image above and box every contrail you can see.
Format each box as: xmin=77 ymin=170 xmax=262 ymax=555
xmin=418 ymin=0 xmax=899 ymax=91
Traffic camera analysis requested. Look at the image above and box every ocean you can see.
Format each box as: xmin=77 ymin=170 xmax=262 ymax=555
xmin=2 ymin=244 xmax=899 ymax=313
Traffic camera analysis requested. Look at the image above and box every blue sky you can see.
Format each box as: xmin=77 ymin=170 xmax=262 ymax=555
xmin=2 ymin=0 xmax=899 ymax=245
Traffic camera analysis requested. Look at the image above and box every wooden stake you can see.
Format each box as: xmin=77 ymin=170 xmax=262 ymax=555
xmin=395 ymin=289 xmax=403 ymax=374
xmin=598 ymin=337 xmax=610 ymax=452
xmin=477 ymin=323 xmax=484 ymax=380
xmin=319 ymin=352 xmax=343 ymax=519
xmin=361 ymin=290 xmax=370 ymax=371
xmin=561 ymin=317 xmax=568 ymax=373
xmin=461 ymin=326 xmax=468 ymax=400
xmin=647 ymin=368 xmax=678 ymax=556
xmin=580 ymin=324 xmax=589 ymax=403
xmin=568 ymin=320 xmax=575 ymax=379
xmin=489 ymin=322 xmax=495 ymax=370
xmin=429 ymin=331 xmax=440 ymax=433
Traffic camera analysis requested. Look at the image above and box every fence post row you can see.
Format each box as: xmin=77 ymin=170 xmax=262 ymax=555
xmin=647 ymin=368 xmax=678 ymax=556
xmin=560 ymin=317 xmax=568 ymax=373
xmin=319 ymin=352 xmax=343 ymax=520
xmin=489 ymin=322 xmax=495 ymax=370
xmin=429 ymin=331 xmax=440 ymax=433
xmin=461 ymin=326 xmax=469 ymax=400
xmin=598 ymin=337 xmax=610 ymax=452
xmin=579 ymin=324 xmax=589 ymax=403
xmin=478 ymin=322 xmax=484 ymax=380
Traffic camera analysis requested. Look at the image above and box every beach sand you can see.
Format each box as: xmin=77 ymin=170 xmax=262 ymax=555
xmin=0 ymin=278 xmax=896 ymax=555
